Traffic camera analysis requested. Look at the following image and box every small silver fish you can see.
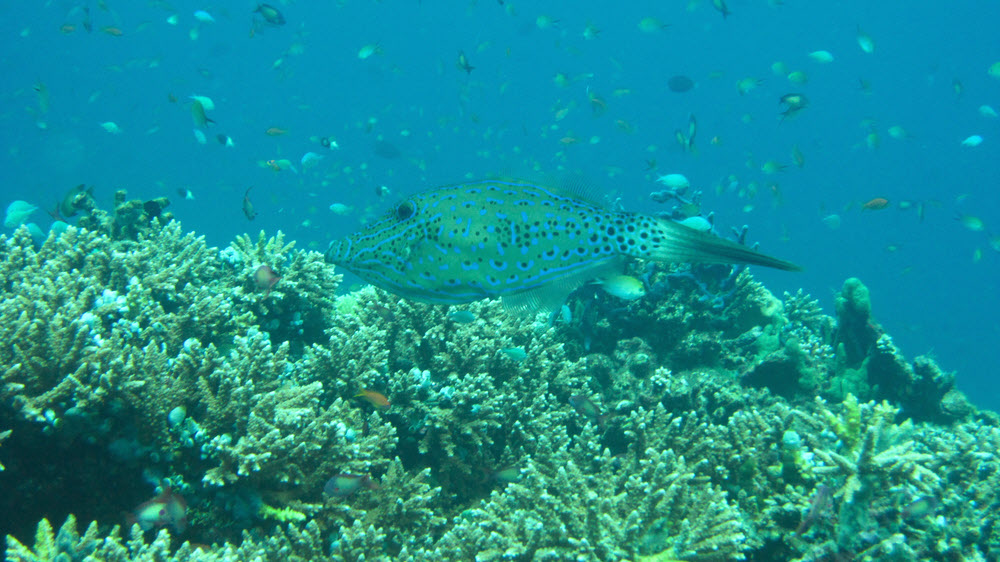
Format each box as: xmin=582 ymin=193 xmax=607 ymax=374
xmin=499 ymin=347 xmax=527 ymax=361
xmin=448 ymin=310 xmax=477 ymax=323
xmin=326 ymin=179 xmax=800 ymax=311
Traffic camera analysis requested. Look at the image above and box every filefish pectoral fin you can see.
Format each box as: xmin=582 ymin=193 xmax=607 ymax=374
xmin=500 ymin=257 xmax=626 ymax=315
xmin=646 ymin=218 xmax=802 ymax=272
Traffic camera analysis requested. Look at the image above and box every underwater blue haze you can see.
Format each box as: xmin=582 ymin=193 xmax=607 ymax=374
xmin=2 ymin=2 xmax=999 ymax=407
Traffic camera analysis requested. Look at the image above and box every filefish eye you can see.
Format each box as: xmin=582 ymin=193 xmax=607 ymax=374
xmin=395 ymin=200 xmax=416 ymax=220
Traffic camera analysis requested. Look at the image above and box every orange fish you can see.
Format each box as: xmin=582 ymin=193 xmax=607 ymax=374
xmin=265 ymin=127 xmax=287 ymax=136
xmin=862 ymin=197 xmax=890 ymax=211
xmin=59 ymin=24 xmax=77 ymax=34
xmin=101 ymin=26 xmax=124 ymax=36
xmin=355 ymin=389 xmax=390 ymax=411
xmin=559 ymin=136 xmax=578 ymax=145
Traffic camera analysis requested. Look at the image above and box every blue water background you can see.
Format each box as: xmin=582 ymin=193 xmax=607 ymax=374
xmin=2 ymin=1 xmax=998 ymax=409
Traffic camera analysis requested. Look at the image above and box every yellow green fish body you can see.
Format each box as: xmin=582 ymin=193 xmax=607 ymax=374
xmin=326 ymin=179 xmax=799 ymax=310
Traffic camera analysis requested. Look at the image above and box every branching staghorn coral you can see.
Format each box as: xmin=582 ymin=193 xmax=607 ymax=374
xmin=6 ymin=514 xmax=334 ymax=562
xmin=1 ymin=223 xmax=235 ymax=424
xmin=224 ymin=230 xmax=343 ymax=349
xmin=780 ymin=395 xmax=956 ymax=559
xmin=797 ymin=395 xmax=937 ymax=502
xmin=321 ymin=459 xmax=447 ymax=559
xmin=7 ymin=217 xmax=1000 ymax=562
xmin=0 ymin=221 xmax=364 ymax=540
xmin=200 ymin=370 xmax=397 ymax=491
xmin=409 ymin=420 xmax=749 ymax=561
xmin=301 ymin=288 xmax=592 ymax=495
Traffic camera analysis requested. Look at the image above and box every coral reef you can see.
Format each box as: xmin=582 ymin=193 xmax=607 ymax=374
xmin=2 ymin=219 xmax=995 ymax=561
xmin=75 ymin=188 xmax=174 ymax=241
xmin=0 ymin=222 xmax=347 ymax=542
xmin=6 ymin=514 xmax=333 ymax=562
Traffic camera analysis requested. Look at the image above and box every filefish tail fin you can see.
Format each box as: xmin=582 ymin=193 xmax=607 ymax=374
xmin=648 ymin=218 xmax=803 ymax=272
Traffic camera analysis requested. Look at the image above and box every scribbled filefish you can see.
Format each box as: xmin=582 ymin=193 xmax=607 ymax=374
xmin=325 ymin=179 xmax=800 ymax=311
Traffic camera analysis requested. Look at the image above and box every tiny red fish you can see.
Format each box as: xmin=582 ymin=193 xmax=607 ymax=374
xmin=324 ymin=473 xmax=378 ymax=497
xmin=254 ymin=265 xmax=280 ymax=297
xmin=128 ymin=485 xmax=187 ymax=533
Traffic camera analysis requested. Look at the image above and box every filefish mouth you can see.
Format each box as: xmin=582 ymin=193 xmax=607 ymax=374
xmin=325 ymin=238 xmax=350 ymax=265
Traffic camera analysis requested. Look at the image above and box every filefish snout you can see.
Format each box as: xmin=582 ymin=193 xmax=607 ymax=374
xmin=327 ymin=235 xmax=406 ymax=276
xmin=325 ymin=239 xmax=349 ymax=264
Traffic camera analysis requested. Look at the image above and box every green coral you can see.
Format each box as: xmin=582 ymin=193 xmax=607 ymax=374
xmin=2 ymin=221 xmax=997 ymax=561
xmin=835 ymin=277 xmax=871 ymax=319
xmin=817 ymin=393 xmax=863 ymax=453
xmin=416 ymin=435 xmax=748 ymax=561
xmin=833 ymin=277 xmax=876 ymax=369
xmin=6 ymin=514 xmax=333 ymax=562
xmin=258 ymin=503 xmax=308 ymax=523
